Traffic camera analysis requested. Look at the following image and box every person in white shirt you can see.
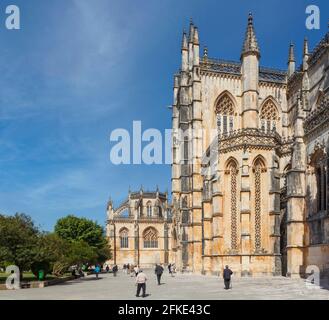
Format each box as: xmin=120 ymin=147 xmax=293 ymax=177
xmin=135 ymin=270 xmax=147 ymax=297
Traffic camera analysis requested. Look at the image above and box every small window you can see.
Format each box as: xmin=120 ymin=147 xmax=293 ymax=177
xmin=120 ymin=229 xmax=129 ymax=248
xmin=146 ymin=201 xmax=152 ymax=217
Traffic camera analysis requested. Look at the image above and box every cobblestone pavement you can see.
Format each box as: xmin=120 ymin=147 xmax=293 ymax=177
xmin=0 ymin=270 xmax=329 ymax=300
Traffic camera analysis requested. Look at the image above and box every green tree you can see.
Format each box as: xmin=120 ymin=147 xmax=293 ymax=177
xmin=0 ymin=213 xmax=40 ymax=273
xmin=54 ymin=215 xmax=111 ymax=264
xmin=54 ymin=215 xmax=106 ymax=249
xmin=35 ymin=233 xmax=101 ymax=276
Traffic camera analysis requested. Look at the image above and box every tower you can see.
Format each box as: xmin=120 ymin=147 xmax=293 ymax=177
xmin=241 ymin=13 xmax=260 ymax=129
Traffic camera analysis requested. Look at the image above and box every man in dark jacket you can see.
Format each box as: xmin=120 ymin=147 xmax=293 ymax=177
xmin=112 ymin=264 xmax=118 ymax=277
xmin=155 ymin=264 xmax=164 ymax=285
xmin=223 ymin=265 xmax=233 ymax=290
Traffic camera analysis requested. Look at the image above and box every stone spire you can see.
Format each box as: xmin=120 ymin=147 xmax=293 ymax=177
xmin=303 ymin=37 xmax=309 ymax=71
xmin=288 ymin=42 xmax=295 ymax=62
xmin=181 ymin=30 xmax=188 ymax=71
xmin=181 ymin=30 xmax=188 ymax=51
xmin=241 ymin=13 xmax=260 ymax=59
xmin=188 ymin=19 xmax=194 ymax=42
xmin=241 ymin=13 xmax=260 ymax=129
xmin=287 ymin=42 xmax=296 ymax=77
xmin=303 ymin=37 xmax=309 ymax=56
xmin=193 ymin=26 xmax=199 ymax=45
xmin=192 ymin=26 xmax=200 ymax=66
xmin=188 ymin=20 xmax=194 ymax=70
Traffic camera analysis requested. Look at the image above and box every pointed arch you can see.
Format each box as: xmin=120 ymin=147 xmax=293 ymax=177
xmin=259 ymin=97 xmax=280 ymax=132
xmin=215 ymin=91 xmax=237 ymax=135
xmin=309 ymin=147 xmax=327 ymax=213
xmin=119 ymin=227 xmax=129 ymax=248
xmin=252 ymin=155 xmax=267 ymax=251
xmin=215 ymin=91 xmax=236 ymax=115
xmin=252 ymin=155 xmax=267 ymax=171
xmin=225 ymin=157 xmax=239 ymax=171
xmin=146 ymin=200 xmax=152 ymax=217
xmin=143 ymin=227 xmax=158 ymax=248
xmin=224 ymin=157 xmax=239 ymax=250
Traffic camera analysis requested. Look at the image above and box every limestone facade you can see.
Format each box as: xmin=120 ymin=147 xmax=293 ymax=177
xmin=106 ymin=189 xmax=173 ymax=267
xmin=170 ymin=14 xmax=329 ymax=277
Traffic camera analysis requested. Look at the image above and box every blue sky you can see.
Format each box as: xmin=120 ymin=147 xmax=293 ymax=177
xmin=0 ymin=0 xmax=327 ymax=231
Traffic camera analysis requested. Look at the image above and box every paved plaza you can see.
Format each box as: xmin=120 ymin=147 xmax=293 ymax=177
xmin=0 ymin=270 xmax=329 ymax=300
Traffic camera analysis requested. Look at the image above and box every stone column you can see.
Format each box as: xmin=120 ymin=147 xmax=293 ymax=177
xmin=268 ymin=157 xmax=282 ymax=275
xmin=212 ymin=173 xmax=224 ymax=275
xmin=240 ymin=150 xmax=251 ymax=276
xmin=134 ymin=222 xmax=140 ymax=266
xmin=164 ymin=223 xmax=169 ymax=264
xmin=202 ymin=197 xmax=213 ymax=274
xmin=286 ymin=94 xmax=306 ymax=277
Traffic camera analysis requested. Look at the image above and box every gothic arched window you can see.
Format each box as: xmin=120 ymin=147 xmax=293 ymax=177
xmin=215 ymin=93 xmax=235 ymax=135
xmin=253 ymin=157 xmax=267 ymax=251
xmin=119 ymin=228 xmax=129 ymax=248
xmin=146 ymin=201 xmax=152 ymax=217
xmin=260 ymin=99 xmax=279 ymax=132
xmin=311 ymin=150 xmax=327 ymax=213
xmin=225 ymin=159 xmax=239 ymax=250
xmin=143 ymin=227 xmax=158 ymax=248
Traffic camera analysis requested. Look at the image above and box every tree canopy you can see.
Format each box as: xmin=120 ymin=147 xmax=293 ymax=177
xmin=0 ymin=213 xmax=40 ymax=271
xmin=54 ymin=215 xmax=107 ymax=249
xmin=0 ymin=213 xmax=111 ymax=278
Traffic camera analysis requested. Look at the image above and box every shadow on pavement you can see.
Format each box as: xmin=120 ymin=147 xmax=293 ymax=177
xmin=56 ymin=276 xmax=106 ymax=286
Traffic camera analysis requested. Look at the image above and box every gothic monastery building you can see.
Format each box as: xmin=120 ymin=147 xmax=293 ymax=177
xmin=106 ymin=188 xmax=173 ymax=267
xmin=107 ymin=14 xmax=329 ymax=277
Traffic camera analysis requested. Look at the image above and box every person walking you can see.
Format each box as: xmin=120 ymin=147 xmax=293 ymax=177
xmin=168 ymin=263 xmax=174 ymax=277
xmin=135 ymin=270 xmax=147 ymax=298
xmin=172 ymin=263 xmax=176 ymax=274
xmin=105 ymin=265 xmax=110 ymax=273
xmin=223 ymin=265 xmax=233 ymax=290
xmin=94 ymin=264 xmax=101 ymax=280
xmin=112 ymin=264 xmax=118 ymax=277
xmin=155 ymin=264 xmax=164 ymax=285
xmin=123 ymin=264 xmax=127 ymax=274
xmin=133 ymin=265 xmax=139 ymax=277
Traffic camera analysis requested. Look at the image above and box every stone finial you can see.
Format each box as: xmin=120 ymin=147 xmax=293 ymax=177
xmin=303 ymin=37 xmax=309 ymax=71
xmin=193 ymin=26 xmax=199 ymax=45
xmin=108 ymin=197 xmax=113 ymax=208
xmin=288 ymin=42 xmax=295 ymax=62
xmin=303 ymin=37 xmax=309 ymax=56
xmin=189 ymin=19 xmax=194 ymax=42
xmin=287 ymin=42 xmax=296 ymax=77
xmin=241 ymin=12 xmax=260 ymax=59
xmin=181 ymin=30 xmax=188 ymax=51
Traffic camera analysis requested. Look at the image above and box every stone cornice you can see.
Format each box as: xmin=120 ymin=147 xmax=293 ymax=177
xmin=217 ymin=128 xmax=293 ymax=155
